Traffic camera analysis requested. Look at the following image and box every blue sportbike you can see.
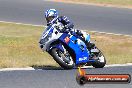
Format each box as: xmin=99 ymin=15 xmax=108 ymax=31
xmin=39 ymin=22 xmax=106 ymax=69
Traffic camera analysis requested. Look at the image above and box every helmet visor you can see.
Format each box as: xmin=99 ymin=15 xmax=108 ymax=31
xmin=46 ymin=16 xmax=54 ymax=23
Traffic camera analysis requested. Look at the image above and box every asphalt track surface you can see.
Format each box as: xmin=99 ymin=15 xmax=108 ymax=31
xmin=0 ymin=0 xmax=132 ymax=35
xmin=0 ymin=66 xmax=132 ymax=88
xmin=0 ymin=0 xmax=132 ymax=88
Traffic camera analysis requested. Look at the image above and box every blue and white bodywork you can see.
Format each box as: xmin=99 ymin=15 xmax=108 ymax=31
xmin=39 ymin=22 xmax=106 ymax=69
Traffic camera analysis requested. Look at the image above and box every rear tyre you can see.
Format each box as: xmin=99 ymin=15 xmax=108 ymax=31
xmin=50 ymin=48 xmax=74 ymax=69
xmin=91 ymin=48 xmax=106 ymax=68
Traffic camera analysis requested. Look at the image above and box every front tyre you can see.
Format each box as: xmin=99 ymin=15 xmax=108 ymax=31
xmin=50 ymin=48 xmax=74 ymax=69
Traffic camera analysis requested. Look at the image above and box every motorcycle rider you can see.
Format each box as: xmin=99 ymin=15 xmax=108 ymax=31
xmin=44 ymin=9 xmax=94 ymax=49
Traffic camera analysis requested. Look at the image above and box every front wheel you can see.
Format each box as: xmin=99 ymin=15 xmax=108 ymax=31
xmin=50 ymin=48 xmax=74 ymax=69
xmin=91 ymin=48 xmax=106 ymax=68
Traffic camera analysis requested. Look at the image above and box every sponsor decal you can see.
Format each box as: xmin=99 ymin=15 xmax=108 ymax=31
xmin=76 ymin=67 xmax=131 ymax=85
xmin=79 ymin=57 xmax=87 ymax=61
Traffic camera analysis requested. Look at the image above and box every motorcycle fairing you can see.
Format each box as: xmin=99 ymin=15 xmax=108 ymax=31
xmin=40 ymin=25 xmax=63 ymax=51
xmin=59 ymin=33 xmax=90 ymax=65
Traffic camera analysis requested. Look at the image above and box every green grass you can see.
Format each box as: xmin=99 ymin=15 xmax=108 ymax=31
xmin=0 ymin=22 xmax=58 ymax=68
xmin=63 ymin=0 xmax=132 ymax=6
xmin=0 ymin=22 xmax=132 ymax=68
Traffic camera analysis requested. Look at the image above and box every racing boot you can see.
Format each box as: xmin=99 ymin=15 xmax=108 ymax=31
xmin=81 ymin=33 xmax=95 ymax=50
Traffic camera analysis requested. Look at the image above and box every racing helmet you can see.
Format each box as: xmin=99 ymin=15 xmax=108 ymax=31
xmin=45 ymin=9 xmax=58 ymax=23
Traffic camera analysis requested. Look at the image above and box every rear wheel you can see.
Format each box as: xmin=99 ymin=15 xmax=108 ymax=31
xmin=50 ymin=48 xmax=74 ymax=69
xmin=91 ymin=48 xmax=106 ymax=68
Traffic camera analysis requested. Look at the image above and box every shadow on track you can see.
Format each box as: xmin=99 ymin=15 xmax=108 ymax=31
xmin=31 ymin=65 xmax=93 ymax=70
xmin=31 ymin=65 xmax=64 ymax=70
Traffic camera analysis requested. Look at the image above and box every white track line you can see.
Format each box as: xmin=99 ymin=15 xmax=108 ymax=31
xmin=0 ymin=63 xmax=132 ymax=71
xmin=0 ymin=21 xmax=131 ymax=36
xmin=105 ymin=63 xmax=132 ymax=67
xmin=0 ymin=21 xmax=44 ymax=27
xmin=90 ymin=31 xmax=132 ymax=37
xmin=82 ymin=63 xmax=132 ymax=69
xmin=0 ymin=67 xmax=35 ymax=72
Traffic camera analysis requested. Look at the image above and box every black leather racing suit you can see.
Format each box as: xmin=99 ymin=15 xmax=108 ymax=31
xmin=47 ymin=16 xmax=83 ymax=36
